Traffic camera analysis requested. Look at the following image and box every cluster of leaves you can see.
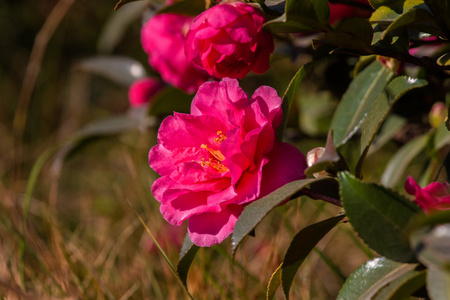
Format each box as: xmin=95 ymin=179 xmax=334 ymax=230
xmin=30 ymin=0 xmax=450 ymax=298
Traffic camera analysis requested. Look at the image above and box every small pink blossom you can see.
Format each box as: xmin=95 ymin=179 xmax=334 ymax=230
xmin=128 ymin=78 xmax=164 ymax=108
xmin=405 ymin=176 xmax=450 ymax=213
xmin=141 ymin=13 xmax=209 ymax=93
xmin=149 ymin=78 xmax=307 ymax=247
xmin=185 ymin=1 xmax=274 ymax=79
xmin=329 ymin=0 xmax=371 ymax=24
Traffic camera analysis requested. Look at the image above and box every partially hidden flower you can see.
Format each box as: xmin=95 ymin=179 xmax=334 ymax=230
xmin=128 ymin=77 xmax=164 ymax=108
xmin=149 ymin=78 xmax=307 ymax=247
xmin=185 ymin=1 xmax=274 ymax=79
xmin=141 ymin=13 xmax=209 ymax=93
xmin=405 ymin=176 xmax=450 ymax=213
xmin=329 ymin=0 xmax=372 ymax=24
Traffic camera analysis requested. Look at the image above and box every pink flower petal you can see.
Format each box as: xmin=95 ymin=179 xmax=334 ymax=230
xmin=188 ymin=205 xmax=243 ymax=247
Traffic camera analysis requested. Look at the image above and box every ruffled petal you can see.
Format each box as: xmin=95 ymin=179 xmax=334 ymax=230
xmin=188 ymin=204 xmax=243 ymax=247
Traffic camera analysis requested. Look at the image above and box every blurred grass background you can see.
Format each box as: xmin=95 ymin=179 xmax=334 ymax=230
xmin=0 ymin=0 xmax=378 ymax=299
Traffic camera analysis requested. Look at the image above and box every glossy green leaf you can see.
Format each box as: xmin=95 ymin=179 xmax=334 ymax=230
xmin=76 ymin=56 xmax=147 ymax=87
xmin=437 ymin=52 xmax=450 ymax=66
xmin=177 ymin=234 xmax=200 ymax=288
xmin=337 ymin=257 xmax=418 ymax=300
xmin=266 ymin=263 xmax=283 ymax=300
xmin=276 ymin=62 xmax=314 ymax=141
xmin=369 ymin=0 xmax=403 ymax=10
xmin=360 ymin=76 xmax=427 ymax=154
xmin=339 ymin=172 xmax=420 ymax=263
xmin=331 ymin=61 xmax=394 ymax=147
xmin=370 ymin=0 xmax=426 ymax=22
xmin=281 ymin=215 xmax=345 ymax=299
xmin=381 ymin=134 xmax=429 ymax=188
xmin=157 ymin=0 xmax=205 ymax=16
xmin=322 ymin=18 xmax=374 ymax=54
xmin=382 ymin=6 xmax=435 ymax=39
xmin=372 ymin=268 xmax=426 ymax=299
xmin=264 ymin=0 xmax=331 ymax=33
xmin=428 ymin=266 xmax=450 ymax=300
xmin=231 ymin=178 xmax=325 ymax=254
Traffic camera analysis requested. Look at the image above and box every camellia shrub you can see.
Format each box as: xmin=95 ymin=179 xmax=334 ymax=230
xmin=21 ymin=0 xmax=450 ymax=298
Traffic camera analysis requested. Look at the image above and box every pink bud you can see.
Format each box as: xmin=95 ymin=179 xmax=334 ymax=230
xmin=128 ymin=78 xmax=164 ymax=108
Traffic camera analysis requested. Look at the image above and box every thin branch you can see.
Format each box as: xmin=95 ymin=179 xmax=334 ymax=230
xmin=301 ymin=188 xmax=342 ymax=207
xmin=372 ymin=46 xmax=450 ymax=71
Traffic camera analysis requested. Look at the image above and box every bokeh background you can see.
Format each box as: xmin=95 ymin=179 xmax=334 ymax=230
xmin=0 ymin=0 xmax=402 ymax=299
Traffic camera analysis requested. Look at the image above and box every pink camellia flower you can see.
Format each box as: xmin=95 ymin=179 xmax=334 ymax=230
xmin=128 ymin=78 xmax=164 ymax=108
xmin=329 ymin=0 xmax=372 ymax=24
xmin=149 ymin=78 xmax=307 ymax=247
xmin=185 ymin=1 xmax=274 ymax=79
xmin=405 ymin=176 xmax=450 ymax=213
xmin=141 ymin=13 xmax=209 ymax=93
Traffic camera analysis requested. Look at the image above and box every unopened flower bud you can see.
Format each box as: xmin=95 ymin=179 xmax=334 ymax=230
xmin=429 ymin=102 xmax=447 ymax=129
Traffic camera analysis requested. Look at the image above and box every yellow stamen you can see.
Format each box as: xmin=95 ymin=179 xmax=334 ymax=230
xmin=199 ymin=131 xmax=229 ymax=173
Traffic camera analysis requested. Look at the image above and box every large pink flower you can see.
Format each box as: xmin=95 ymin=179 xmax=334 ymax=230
xmin=185 ymin=1 xmax=274 ymax=79
xmin=405 ymin=176 xmax=450 ymax=213
xmin=149 ymin=78 xmax=307 ymax=247
xmin=141 ymin=13 xmax=209 ymax=93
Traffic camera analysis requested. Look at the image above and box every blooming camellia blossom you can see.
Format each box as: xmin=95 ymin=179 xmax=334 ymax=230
xmin=128 ymin=78 xmax=164 ymax=108
xmin=185 ymin=1 xmax=274 ymax=79
xmin=149 ymin=78 xmax=307 ymax=247
xmin=405 ymin=176 xmax=450 ymax=213
xmin=141 ymin=13 xmax=209 ymax=93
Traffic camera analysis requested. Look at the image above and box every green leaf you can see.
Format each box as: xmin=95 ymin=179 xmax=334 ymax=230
xmin=369 ymin=0 xmax=403 ymax=10
xmin=231 ymin=178 xmax=326 ymax=254
xmin=331 ymin=61 xmax=394 ymax=147
xmin=410 ymin=211 xmax=450 ymax=270
xmin=157 ymin=0 xmax=206 ymax=16
xmin=337 ymin=257 xmax=418 ymax=300
xmin=380 ymin=134 xmax=429 ymax=188
xmin=382 ymin=6 xmax=435 ymax=39
xmin=99 ymin=1 xmax=147 ymax=53
xmin=427 ymin=266 xmax=450 ymax=300
xmin=424 ymin=0 xmax=450 ymax=35
xmin=321 ymin=18 xmax=374 ymax=54
xmin=437 ymin=52 xmax=450 ymax=66
xmin=264 ymin=0 xmax=331 ymax=33
xmin=367 ymin=114 xmax=407 ymax=156
xmin=77 ymin=56 xmax=147 ymax=87
xmin=360 ymin=76 xmax=427 ymax=154
xmin=51 ymin=115 xmax=142 ymax=176
xmin=339 ymin=172 xmax=420 ymax=263
xmin=281 ymin=215 xmax=345 ymax=299
xmin=177 ymin=234 xmax=200 ymax=288
xmin=150 ymin=87 xmax=193 ymax=115
xmin=434 ymin=125 xmax=450 ymax=151
xmin=372 ymin=268 xmax=426 ymax=299
xmin=266 ymin=263 xmax=283 ymax=300
xmin=276 ymin=62 xmax=314 ymax=141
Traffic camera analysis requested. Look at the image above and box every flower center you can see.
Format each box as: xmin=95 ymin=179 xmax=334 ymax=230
xmin=200 ymin=131 xmax=229 ymax=173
